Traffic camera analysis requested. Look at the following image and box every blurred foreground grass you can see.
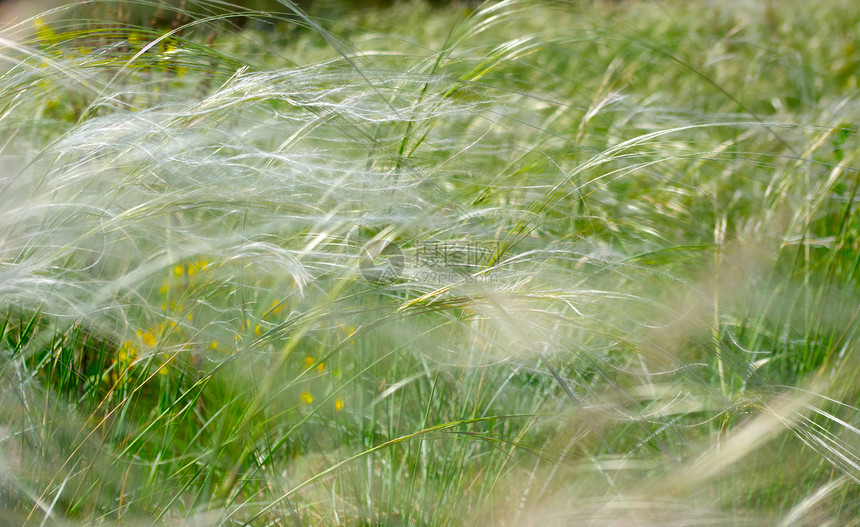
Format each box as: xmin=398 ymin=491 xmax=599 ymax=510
xmin=1 ymin=0 xmax=860 ymax=524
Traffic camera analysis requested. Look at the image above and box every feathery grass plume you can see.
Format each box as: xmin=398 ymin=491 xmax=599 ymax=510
xmin=1 ymin=0 xmax=859 ymax=524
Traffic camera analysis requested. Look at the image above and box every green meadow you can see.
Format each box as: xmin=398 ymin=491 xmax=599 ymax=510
xmin=1 ymin=0 xmax=859 ymax=524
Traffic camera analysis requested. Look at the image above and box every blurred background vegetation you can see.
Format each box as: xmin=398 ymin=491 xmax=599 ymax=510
xmin=1 ymin=0 xmax=859 ymax=525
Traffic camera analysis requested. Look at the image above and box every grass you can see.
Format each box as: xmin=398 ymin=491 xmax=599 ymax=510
xmin=1 ymin=0 xmax=859 ymax=524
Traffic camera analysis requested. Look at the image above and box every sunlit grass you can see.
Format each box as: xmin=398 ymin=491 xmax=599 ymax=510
xmin=1 ymin=0 xmax=859 ymax=524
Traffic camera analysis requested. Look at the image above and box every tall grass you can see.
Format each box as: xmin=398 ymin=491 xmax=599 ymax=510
xmin=1 ymin=0 xmax=859 ymax=524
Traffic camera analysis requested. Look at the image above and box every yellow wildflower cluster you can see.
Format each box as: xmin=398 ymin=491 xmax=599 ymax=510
xmin=160 ymin=258 xmax=214 ymax=313
xmin=299 ymin=353 xmax=346 ymax=410
xmin=145 ymin=259 xmax=219 ymax=371
xmin=33 ymin=17 xmax=56 ymax=42
xmin=163 ymin=258 xmax=212 ymax=290
xmin=293 ymin=325 xmax=353 ymax=409
xmin=137 ymin=323 xmax=179 ymax=376
xmin=109 ymin=322 xmax=177 ymax=387
xmin=229 ymin=297 xmax=292 ymax=349
xmin=299 ymin=391 xmax=344 ymax=411
xmin=267 ymin=299 xmax=285 ymax=317
xmin=304 ymin=355 xmax=326 ymax=372
xmin=110 ymin=340 xmax=138 ymax=385
xmin=234 ymin=318 xmax=263 ymax=343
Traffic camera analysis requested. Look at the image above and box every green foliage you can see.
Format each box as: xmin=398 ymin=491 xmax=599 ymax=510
xmin=1 ymin=0 xmax=859 ymax=524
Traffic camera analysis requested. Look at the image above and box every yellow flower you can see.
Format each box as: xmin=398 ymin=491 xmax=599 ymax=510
xmin=187 ymin=258 xmax=210 ymax=278
xmin=317 ymin=362 xmax=325 ymax=372
xmin=209 ymin=342 xmax=218 ymax=350
xmin=142 ymin=332 xmax=157 ymax=347
xmin=33 ymin=17 xmax=56 ymax=40
xmin=158 ymin=353 xmax=172 ymax=375
xmin=304 ymin=356 xmax=315 ymax=368
xmin=173 ymin=265 xmax=184 ymax=277
xmin=334 ymin=399 xmax=344 ymax=411
xmin=117 ymin=342 xmax=138 ymax=366
xmin=254 ymin=324 xmax=261 ymax=336
xmin=300 ymin=391 xmax=313 ymax=404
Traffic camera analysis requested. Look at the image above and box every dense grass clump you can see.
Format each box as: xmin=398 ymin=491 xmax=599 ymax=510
xmin=1 ymin=0 xmax=859 ymax=524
